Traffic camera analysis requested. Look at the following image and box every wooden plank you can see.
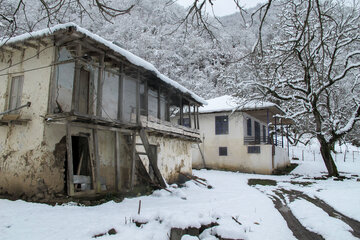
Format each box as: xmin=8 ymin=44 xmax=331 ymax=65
xmin=48 ymin=46 xmax=58 ymax=114
xmin=179 ymin=95 xmax=183 ymax=126
xmin=193 ymin=105 xmax=197 ymax=129
xmin=87 ymin=133 xmax=96 ymax=191
xmin=115 ymin=132 xmax=122 ymax=191
xmin=144 ymin=79 xmax=148 ymax=118
xmin=196 ymin=106 xmax=200 ymax=130
xmin=138 ymin=128 xmax=167 ymax=187
xmin=65 ymin=122 xmax=75 ymax=196
xmin=188 ymin=102 xmax=192 ymax=128
xmin=96 ymin=54 xmax=104 ymax=116
xmin=92 ymin=129 xmax=101 ymax=192
xmin=130 ymin=131 xmax=137 ymax=189
xmin=157 ymin=86 xmax=161 ymax=120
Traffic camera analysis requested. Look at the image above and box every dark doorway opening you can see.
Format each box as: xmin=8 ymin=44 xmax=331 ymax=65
xmin=72 ymin=135 xmax=93 ymax=191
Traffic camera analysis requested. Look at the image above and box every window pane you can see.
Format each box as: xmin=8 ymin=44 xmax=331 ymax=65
xmin=215 ymin=116 xmax=228 ymax=135
xmin=148 ymin=88 xmax=158 ymax=118
xmin=55 ymin=62 xmax=74 ymax=112
xmin=247 ymin=118 xmax=252 ymax=136
xmin=102 ymin=71 xmax=119 ymax=119
xmin=263 ymin=125 xmax=266 ymax=143
xmin=219 ymin=147 xmax=227 ymax=156
xmin=122 ymin=75 xmax=137 ymax=123
xmin=9 ymin=75 xmax=24 ymax=110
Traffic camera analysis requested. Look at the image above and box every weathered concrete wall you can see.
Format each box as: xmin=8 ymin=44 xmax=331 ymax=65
xmin=274 ymin=147 xmax=290 ymax=169
xmin=193 ymin=112 xmax=289 ymax=175
xmin=0 ymin=44 xmax=57 ymax=198
xmin=147 ymin=135 xmax=193 ymax=183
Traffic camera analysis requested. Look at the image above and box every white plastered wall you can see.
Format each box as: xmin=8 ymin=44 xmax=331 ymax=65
xmin=147 ymin=135 xmax=193 ymax=183
xmin=0 ymin=44 xmax=59 ymax=198
xmin=193 ymin=112 xmax=289 ymax=175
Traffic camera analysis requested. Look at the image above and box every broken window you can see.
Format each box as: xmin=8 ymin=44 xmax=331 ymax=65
xmin=255 ymin=121 xmax=260 ymax=144
xmin=148 ymin=87 xmax=158 ymax=118
xmin=78 ymin=68 xmax=90 ymax=114
xmin=55 ymin=62 xmax=75 ymax=113
xmin=140 ymin=82 xmax=146 ymax=116
xmin=247 ymin=118 xmax=252 ymax=136
xmin=219 ymin=147 xmax=228 ymax=156
xmin=122 ymin=75 xmax=137 ymax=123
xmin=102 ymin=70 xmax=119 ymax=119
xmin=8 ymin=75 xmax=24 ymax=110
xmin=160 ymin=91 xmax=167 ymax=121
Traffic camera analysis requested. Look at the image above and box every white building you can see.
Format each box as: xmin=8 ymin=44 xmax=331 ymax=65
xmin=192 ymin=95 xmax=291 ymax=175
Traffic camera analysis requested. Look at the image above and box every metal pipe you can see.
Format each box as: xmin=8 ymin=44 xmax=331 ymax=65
xmin=0 ymin=102 xmax=31 ymax=116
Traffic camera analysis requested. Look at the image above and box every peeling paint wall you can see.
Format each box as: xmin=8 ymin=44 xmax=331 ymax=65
xmin=0 ymin=44 xmax=58 ymax=198
xmin=147 ymin=135 xmax=193 ymax=183
xmin=193 ymin=112 xmax=290 ymax=174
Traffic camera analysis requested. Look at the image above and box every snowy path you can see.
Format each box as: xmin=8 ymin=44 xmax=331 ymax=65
xmin=0 ymin=160 xmax=359 ymax=240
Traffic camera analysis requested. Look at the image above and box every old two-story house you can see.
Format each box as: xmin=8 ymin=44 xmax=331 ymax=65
xmin=191 ymin=95 xmax=291 ymax=174
xmin=0 ymin=23 xmax=205 ymax=200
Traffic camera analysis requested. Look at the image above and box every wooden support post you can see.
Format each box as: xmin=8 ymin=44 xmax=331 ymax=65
xmin=196 ymin=106 xmax=200 ymax=130
xmin=157 ymin=86 xmax=161 ymax=120
xmin=144 ymin=79 xmax=148 ymax=119
xmin=72 ymin=43 xmax=82 ymax=112
xmin=48 ymin=46 xmax=58 ymax=114
xmin=193 ymin=105 xmax=197 ymax=129
xmin=96 ymin=54 xmax=104 ymax=117
xmin=130 ymin=131 xmax=137 ymax=189
xmin=166 ymin=92 xmax=170 ymax=121
xmin=180 ymin=96 xmax=183 ymax=126
xmin=65 ymin=122 xmax=75 ymax=196
xmin=118 ymin=64 xmax=124 ymax=121
xmin=115 ymin=132 xmax=122 ymax=191
xmin=92 ymin=129 xmax=101 ymax=192
xmin=188 ymin=102 xmax=192 ymax=128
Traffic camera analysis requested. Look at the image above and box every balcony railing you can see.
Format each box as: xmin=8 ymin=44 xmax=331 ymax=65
xmin=244 ymin=136 xmax=283 ymax=146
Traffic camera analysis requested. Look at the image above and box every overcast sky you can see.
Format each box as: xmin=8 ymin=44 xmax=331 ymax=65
xmin=176 ymin=0 xmax=268 ymax=16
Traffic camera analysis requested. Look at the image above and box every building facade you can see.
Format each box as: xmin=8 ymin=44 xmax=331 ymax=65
xmin=191 ymin=96 xmax=290 ymax=174
xmin=0 ymin=23 xmax=205 ymax=199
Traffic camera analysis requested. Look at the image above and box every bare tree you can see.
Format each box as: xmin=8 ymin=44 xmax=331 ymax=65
xmin=244 ymin=0 xmax=360 ymax=176
xmin=0 ymin=0 xmax=135 ymax=40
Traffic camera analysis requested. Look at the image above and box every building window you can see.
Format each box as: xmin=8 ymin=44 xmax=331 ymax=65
xmin=215 ymin=116 xmax=228 ymax=135
xmin=9 ymin=75 xmax=24 ymax=110
xmin=263 ymin=125 xmax=267 ymax=143
xmin=178 ymin=117 xmax=190 ymax=127
xmin=248 ymin=146 xmax=260 ymax=153
xmin=219 ymin=147 xmax=227 ymax=156
xmin=255 ymin=121 xmax=260 ymax=143
xmin=247 ymin=118 xmax=252 ymax=136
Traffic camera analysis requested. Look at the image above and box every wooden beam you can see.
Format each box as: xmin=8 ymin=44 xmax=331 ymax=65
xmin=115 ymin=132 xmax=122 ymax=191
xmin=130 ymin=131 xmax=136 ymax=189
xmin=188 ymin=102 xmax=192 ymax=128
xmin=96 ymin=54 xmax=105 ymax=116
xmin=196 ymin=106 xmax=200 ymax=130
xmin=92 ymin=129 xmax=101 ymax=192
xmin=23 ymin=41 xmax=38 ymax=50
xmin=179 ymin=95 xmax=183 ymax=126
xmin=47 ymin=46 xmax=59 ymax=114
xmin=144 ymin=79 xmax=148 ymax=119
xmin=157 ymin=86 xmax=161 ymax=120
xmin=65 ymin=122 xmax=75 ymax=196
xmin=193 ymin=105 xmax=197 ymax=129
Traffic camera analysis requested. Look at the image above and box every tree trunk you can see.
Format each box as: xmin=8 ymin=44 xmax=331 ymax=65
xmin=317 ymin=136 xmax=339 ymax=177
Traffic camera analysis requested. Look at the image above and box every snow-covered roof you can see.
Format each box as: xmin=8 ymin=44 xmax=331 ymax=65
xmin=0 ymin=23 xmax=206 ymax=105
xmin=199 ymin=95 xmax=281 ymax=113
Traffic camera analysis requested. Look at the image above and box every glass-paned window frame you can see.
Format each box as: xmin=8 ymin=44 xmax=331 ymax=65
xmin=247 ymin=118 xmax=252 ymax=136
xmin=8 ymin=75 xmax=24 ymax=111
xmin=215 ymin=115 xmax=229 ymax=135
xmin=219 ymin=147 xmax=228 ymax=156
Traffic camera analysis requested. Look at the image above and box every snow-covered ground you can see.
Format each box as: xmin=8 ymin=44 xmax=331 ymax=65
xmin=1 ymin=159 xmax=359 ymax=240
